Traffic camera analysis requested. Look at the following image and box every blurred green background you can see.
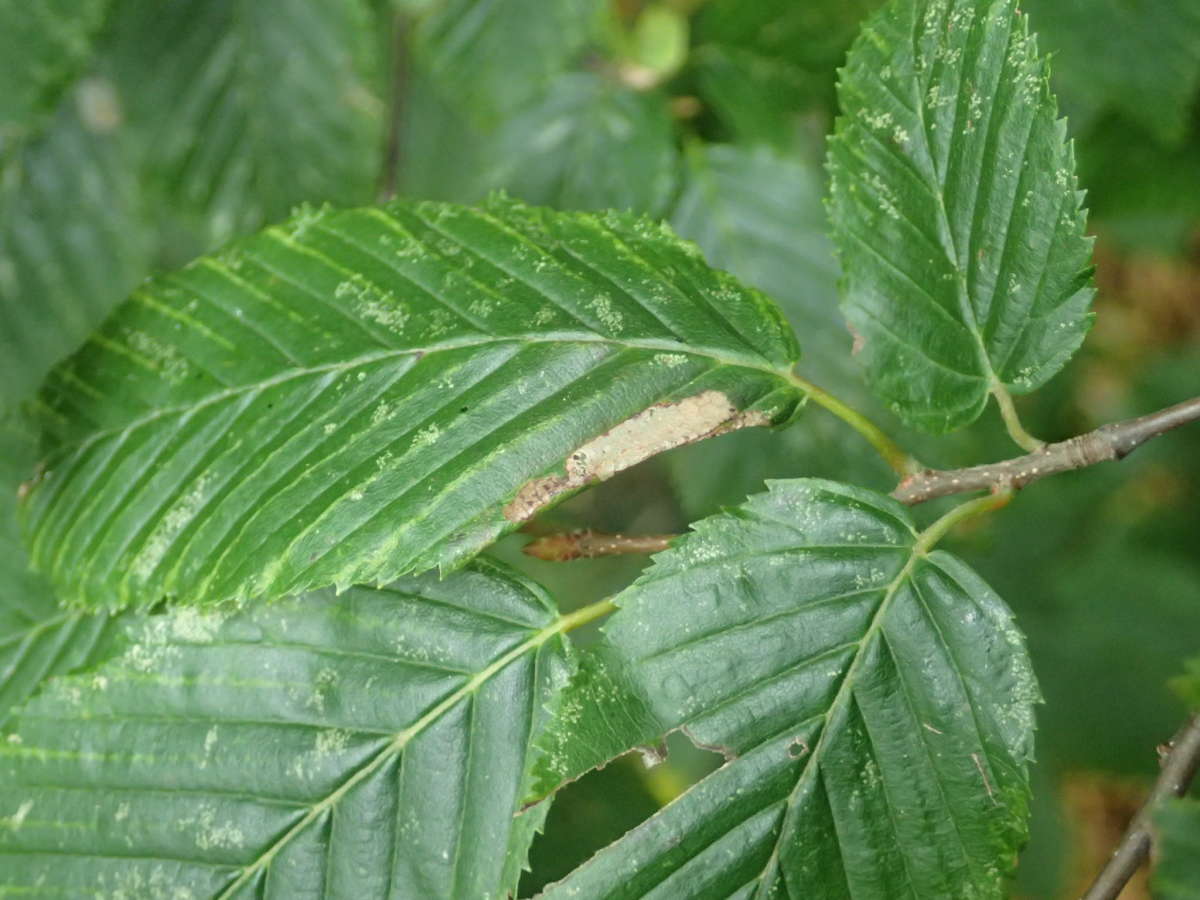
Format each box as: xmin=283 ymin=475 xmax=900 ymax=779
xmin=2 ymin=1 xmax=1198 ymax=896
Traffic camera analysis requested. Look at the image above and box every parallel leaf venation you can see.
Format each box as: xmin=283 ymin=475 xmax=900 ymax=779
xmin=0 ymin=562 xmax=567 ymax=899
xmin=22 ymin=197 xmax=804 ymax=609
xmin=828 ymin=0 xmax=1094 ymax=433
xmin=536 ymin=479 xmax=1037 ymax=898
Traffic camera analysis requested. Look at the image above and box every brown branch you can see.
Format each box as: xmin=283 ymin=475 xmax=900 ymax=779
xmin=1081 ymin=714 xmax=1200 ymax=900
xmin=893 ymin=396 xmax=1200 ymax=505
xmin=523 ymin=530 xmax=675 ymax=562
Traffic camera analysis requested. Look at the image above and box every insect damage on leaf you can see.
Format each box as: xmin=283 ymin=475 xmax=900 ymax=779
xmin=504 ymin=391 xmax=769 ymax=523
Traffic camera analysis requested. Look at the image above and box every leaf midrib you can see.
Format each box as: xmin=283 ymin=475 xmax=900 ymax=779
xmin=751 ymin=541 xmax=921 ymax=896
xmin=213 ymin=609 xmax=569 ymax=899
xmin=44 ymin=331 xmax=793 ymax=456
xmin=905 ymin=3 xmax=1002 ymax=392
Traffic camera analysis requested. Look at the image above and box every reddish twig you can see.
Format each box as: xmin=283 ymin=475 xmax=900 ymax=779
xmin=523 ymin=530 xmax=674 ymax=562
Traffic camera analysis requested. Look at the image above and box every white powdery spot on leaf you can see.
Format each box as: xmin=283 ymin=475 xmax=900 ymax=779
xmin=200 ymin=725 xmax=219 ymax=769
xmin=307 ymin=667 xmax=338 ymax=714
xmin=289 ymin=728 xmax=353 ymax=782
xmin=3 ymin=800 xmax=33 ymax=830
xmin=122 ymin=328 xmax=189 ymax=384
xmin=170 ymin=607 xmax=227 ymax=643
xmin=410 ymin=424 xmax=441 ymax=450
xmin=652 ymin=353 xmax=689 ymax=368
xmin=181 ymin=804 xmax=246 ymax=851
xmin=336 ymin=274 xmax=407 ymax=333
xmin=131 ymin=473 xmax=215 ymax=584
xmin=588 ymin=293 xmax=624 ymax=332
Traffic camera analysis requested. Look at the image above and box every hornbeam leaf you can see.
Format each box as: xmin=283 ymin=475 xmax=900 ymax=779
xmin=0 ymin=560 xmax=569 ymax=898
xmin=20 ymin=195 xmax=804 ymax=610
xmin=0 ymin=88 xmax=151 ymax=407
xmin=483 ymin=73 xmax=678 ymax=216
xmin=0 ymin=418 xmax=114 ymax=727
xmin=1154 ymin=799 xmax=1200 ymax=900
xmin=106 ymin=0 xmax=383 ymax=251
xmin=690 ymin=0 xmax=881 ymax=147
xmin=672 ymin=143 xmax=864 ymax=401
xmin=827 ymin=0 xmax=1095 ymax=434
xmin=537 ymin=479 xmax=1038 ymax=897
xmin=413 ymin=0 xmax=600 ymax=127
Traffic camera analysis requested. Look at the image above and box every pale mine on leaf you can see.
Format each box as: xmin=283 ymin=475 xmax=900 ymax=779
xmin=504 ymin=391 xmax=770 ymax=522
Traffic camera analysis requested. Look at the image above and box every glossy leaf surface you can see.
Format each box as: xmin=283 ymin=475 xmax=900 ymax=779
xmin=0 ymin=561 xmax=566 ymax=898
xmin=537 ymin=479 xmax=1037 ymax=897
xmin=828 ymin=0 xmax=1094 ymax=433
xmin=21 ymin=196 xmax=803 ymax=610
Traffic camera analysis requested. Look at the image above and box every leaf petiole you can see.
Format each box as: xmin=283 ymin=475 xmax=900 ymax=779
xmin=991 ymin=382 xmax=1045 ymax=452
xmin=789 ymin=372 xmax=923 ymax=477
xmin=916 ymin=486 xmax=1013 ymax=553
xmin=557 ymin=597 xmax=618 ymax=633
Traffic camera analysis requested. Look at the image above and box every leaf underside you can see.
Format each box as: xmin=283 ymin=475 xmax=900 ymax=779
xmin=0 ymin=560 xmax=566 ymax=899
xmin=536 ymin=479 xmax=1037 ymax=898
xmin=21 ymin=195 xmax=803 ymax=611
xmin=827 ymin=0 xmax=1094 ymax=433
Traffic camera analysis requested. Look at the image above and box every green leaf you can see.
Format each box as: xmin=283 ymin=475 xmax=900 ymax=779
xmin=0 ymin=417 xmax=114 ymax=728
xmin=0 ymin=87 xmax=151 ymax=408
xmin=827 ymin=0 xmax=1095 ymax=434
xmin=395 ymin=65 xmax=491 ymax=205
xmin=1172 ymin=657 xmax=1200 ymax=710
xmin=668 ymin=144 xmax=892 ymax=520
xmin=673 ymin=144 xmax=861 ymax=396
xmin=107 ymin=0 xmax=383 ymax=251
xmin=0 ymin=0 xmax=110 ymax=154
xmin=1076 ymin=114 xmax=1200 ymax=254
xmin=626 ymin=6 xmax=689 ymax=82
xmin=537 ymin=479 xmax=1038 ymax=897
xmin=1154 ymin=799 xmax=1200 ymax=899
xmin=1024 ymin=0 xmax=1200 ymax=147
xmin=483 ymin=73 xmax=678 ymax=216
xmin=0 ymin=560 xmax=569 ymax=898
xmin=413 ymin=0 xmax=600 ymax=127
xmin=22 ymin=195 xmax=804 ymax=611
xmin=690 ymin=0 xmax=880 ymax=146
